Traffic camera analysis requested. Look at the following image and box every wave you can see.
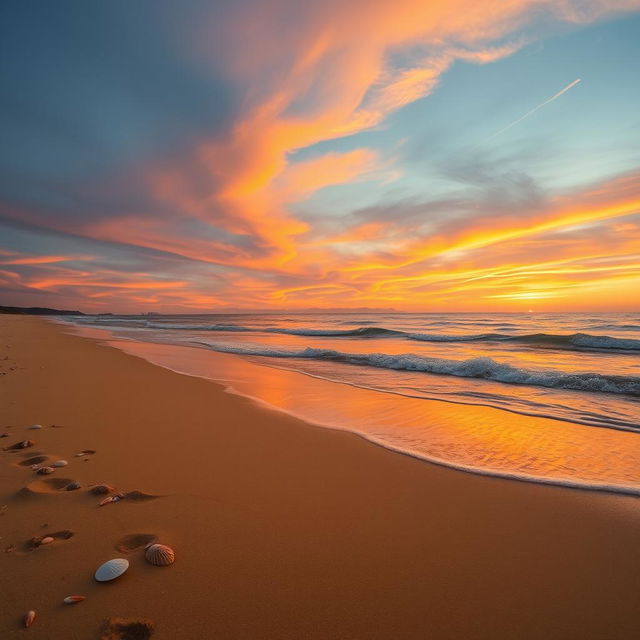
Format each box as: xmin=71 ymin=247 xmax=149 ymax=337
xmin=486 ymin=332 xmax=640 ymax=350
xmin=193 ymin=342 xmax=640 ymax=397
xmin=77 ymin=318 xmax=640 ymax=351
xmin=147 ymin=322 xmax=252 ymax=332
xmin=405 ymin=331 xmax=640 ymax=350
xmin=169 ymin=324 xmax=640 ymax=350
xmin=587 ymin=324 xmax=640 ymax=331
xmin=274 ymin=326 xmax=402 ymax=337
xmin=146 ymin=322 xmax=402 ymax=337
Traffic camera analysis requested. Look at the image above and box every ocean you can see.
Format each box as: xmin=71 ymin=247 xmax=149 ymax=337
xmin=61 ymin=312 xmax=640 ymax=495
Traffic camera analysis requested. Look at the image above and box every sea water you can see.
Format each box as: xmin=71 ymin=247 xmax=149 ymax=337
xmin=62 ymin=312 xmax=640 ymax=495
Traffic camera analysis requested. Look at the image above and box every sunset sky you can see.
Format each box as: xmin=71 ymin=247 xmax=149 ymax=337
xmin=1 ymin=0 xmax=639 ymax=313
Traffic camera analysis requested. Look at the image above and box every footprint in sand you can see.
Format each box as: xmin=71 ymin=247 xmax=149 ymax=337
xmin=123 ymin=490 xmax=162 ymax=502
xmin=89 ymin=486 xmax=162 ymax=504
xmin=21 ymin=529 xmax=74 ymax=552
xmin=101 ymin=618 xmax=154 ymax=640
xmin=17 ymin=455 xmax=49 ymax=467
xmin=115 ymin=533 xmax=158 ymax=554
xmin=17 ymin=476 xmax=77 ymax=497
xmin=3 ymin=439 xmax=36 ymax=452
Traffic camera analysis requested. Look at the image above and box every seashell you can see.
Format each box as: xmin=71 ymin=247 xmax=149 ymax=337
xmin=3 ymin=439 xmax=35 ymax=450
xmin=30 ymin=464 xmax=41 ymax=471
xmin=23 ymin=610 xmax=36 ymax=627
xmin=37 ymin=466 xmax=55 ymax=475
xmin=39 ymin=536 xmax=54 ymax=545
xmin=94 ymin=558 xmax=129 ymax=582
xmin=52 ymin=460 xmax=68 ymax=467
xmin=28 ymin=424 xmax=42 ymax=430
xmin=75 ymin=449 xmax=96 ymax=457
xmin=63 ymin=595 xmax=85 ymax=605
xmin=64 ymin=481 xmax=81 ymax=491
xmin=90 ymin=484 xmax=114 ymax=495
xmin=145 ymin=543 xmax=175 ymax=566
xmin=99 ymin=496 xmax=115 ymax=506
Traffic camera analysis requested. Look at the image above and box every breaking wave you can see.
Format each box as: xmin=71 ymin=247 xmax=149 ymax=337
xmin=140 ymin=323 xmax=640 ymax=351
xmin=194 ymin=342 xmax=640 ymax=397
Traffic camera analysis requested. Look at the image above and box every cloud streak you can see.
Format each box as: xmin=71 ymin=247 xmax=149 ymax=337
xmin=483 ymin=78 xmax=582 ymax=142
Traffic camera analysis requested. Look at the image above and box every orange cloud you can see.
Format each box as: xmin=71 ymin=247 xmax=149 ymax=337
xmin=0 ymin=250 xmax=94 ymax=265
xmin=273 ymin=149 xmax=379 ymax=201
xmin=150 ymin=0 xmax=618 ymax=264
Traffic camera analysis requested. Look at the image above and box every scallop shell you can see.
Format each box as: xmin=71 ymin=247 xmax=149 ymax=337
xmin=39 ymin=536 xmax=54 ymax=545
xmin=24 ymin=610 xmax=36 ymax=627
xmin=100 ymin=492 xmax=124 ymax=506
xmin=37 ymin=466 xmax=55 ymax=475
xmin=145 ymin=543 xmax=175 ymax=566
xmin=90 ymin=484 xmax=114 ymax=495
xmin=95 ymin=558 xmax=129 ymax=582
xmin=52 ymin=460 xmax=68 ymax=467
xmin=63 ymin=595 xmax=85 ymax=605
xmin=64 ymin=481 xmax=81 ymax=491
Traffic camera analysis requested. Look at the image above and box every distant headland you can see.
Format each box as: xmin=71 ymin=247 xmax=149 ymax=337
xmin=0 ymin=305 xmax=85 ymax=316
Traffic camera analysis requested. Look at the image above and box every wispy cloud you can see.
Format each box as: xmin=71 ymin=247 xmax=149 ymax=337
xmin=484 ymin=78 xmax=582 ymax=142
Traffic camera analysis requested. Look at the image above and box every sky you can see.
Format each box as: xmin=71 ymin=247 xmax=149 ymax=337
xmin=1 ymin=0 xmax=640 ymax=313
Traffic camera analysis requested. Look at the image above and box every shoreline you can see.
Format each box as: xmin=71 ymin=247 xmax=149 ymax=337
xmin=1 ymin=315 xmax=639 ymax=639
xmin=63 ymin=320 xmax=640 ymax=497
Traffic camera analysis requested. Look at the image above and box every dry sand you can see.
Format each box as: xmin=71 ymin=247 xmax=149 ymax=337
xmin=0 ymin=315 xmax=638 ymax=639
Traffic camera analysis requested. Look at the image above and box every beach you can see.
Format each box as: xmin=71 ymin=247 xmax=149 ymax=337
xmin=1 ymin=314 xmax=639 ymax=639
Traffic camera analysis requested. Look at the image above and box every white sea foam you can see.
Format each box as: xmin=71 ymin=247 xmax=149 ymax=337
xmin=194 ymin=342 xmax=640 ymax=396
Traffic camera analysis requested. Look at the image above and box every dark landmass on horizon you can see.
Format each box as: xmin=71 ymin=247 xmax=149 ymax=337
xmin=0 ymin=305 xmax=399 ymax=317
xmin=0 ymin=305 xmax=85 ymax=316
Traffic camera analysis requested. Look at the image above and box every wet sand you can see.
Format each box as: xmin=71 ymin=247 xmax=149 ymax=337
xmin=0 ymin=315 xmax=639 ymax=639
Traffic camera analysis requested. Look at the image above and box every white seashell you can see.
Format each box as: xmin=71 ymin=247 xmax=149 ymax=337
xmin=24 ymin=610 xmax=36 ymax=627
xmin=39 ymin=536 xmax=54 ymax=545
xmin=95 ymin=558 xmax=129 ymax=582
xmin=29 ymin=424 xmax=42 ymax=430
xmin=63 ymin=595 xmax=85 ymax=604
xmin=145 ymin=543 xmax=175 ymax=566
xmin=52 ymin=460 xmax=68 ymax=467
xmin=99 ymin=496 xmax=115 ymax=506
xmin=30 ymin=464 xmax=41 ymax=471
xmin=37 ymin=466 xmax=55 ymax=475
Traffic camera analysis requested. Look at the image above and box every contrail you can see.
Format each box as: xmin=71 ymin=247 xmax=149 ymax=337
xmin=484 ymin=78 xmax=582 ymax=143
